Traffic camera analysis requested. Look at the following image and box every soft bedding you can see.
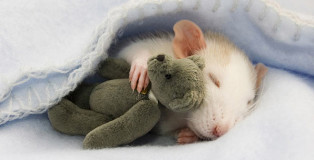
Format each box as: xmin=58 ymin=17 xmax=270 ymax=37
xmin=1 ymin=69 xmax=314 ymax=160
xmin=0 ymin=0 xmax=314 ymax=159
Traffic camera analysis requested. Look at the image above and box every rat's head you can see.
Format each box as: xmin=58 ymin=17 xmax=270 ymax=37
xmin=172 ymin=20 xmax=268 ymax=140
xmin=187 ymin=61 xmax=268 ymax=140
xmin=147 ymin=54 xmax=205 ymax=112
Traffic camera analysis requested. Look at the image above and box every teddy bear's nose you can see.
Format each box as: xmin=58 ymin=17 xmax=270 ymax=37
xmin=156 ymin=54 xmax=165 ymax=62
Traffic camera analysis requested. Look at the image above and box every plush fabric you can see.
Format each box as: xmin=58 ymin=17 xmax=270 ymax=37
xmin=0 ymin=0 xmax=313 ymax=159
xmin=1 ymin=0 xmax=314 ymax=125
xmin=1 ymin=68 xmax=314 ymax=160
xmin=48 ymin=55 xmax=205 ymax=149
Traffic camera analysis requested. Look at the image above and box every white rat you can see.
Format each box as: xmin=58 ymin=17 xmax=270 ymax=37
xmin=116 ymin=20 xmax=268 ymax=144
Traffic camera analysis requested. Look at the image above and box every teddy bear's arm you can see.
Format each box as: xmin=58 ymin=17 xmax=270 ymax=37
xmin=98 ymin=57 xmax=130 ymax=80
xmin=83 ymin=100 xmax=160 ymax=149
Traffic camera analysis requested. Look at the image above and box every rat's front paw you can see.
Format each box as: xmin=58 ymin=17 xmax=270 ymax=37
xmin=177 ymin=128 xmax=199 ymax=144
xmin=130 ymin=61 xmax=150 ymax=93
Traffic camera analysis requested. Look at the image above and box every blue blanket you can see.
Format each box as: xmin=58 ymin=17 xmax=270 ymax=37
xmin=0 ymin=0 xmax=313 ymax=159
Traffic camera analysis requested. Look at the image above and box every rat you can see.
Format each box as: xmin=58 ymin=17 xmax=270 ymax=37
xmin=115 ymin=20 xmax=268 ymax=144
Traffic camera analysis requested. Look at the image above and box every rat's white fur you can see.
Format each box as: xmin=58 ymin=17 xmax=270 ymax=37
xmin=187 ymin=33 xmax=257 ymax=139
xmin=117 ymin=32 xmax=258 ymax=139
xmin=117 ymin=34 xmax=175 ymax=64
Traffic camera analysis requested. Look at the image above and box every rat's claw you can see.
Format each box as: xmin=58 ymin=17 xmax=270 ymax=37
xmin=131 ymin=67 xmax=140 ymax=91
xmin=137 ymin=70 xmax=146 ymax=93
xmin=129 ymin=64 xmax=135 ymax=82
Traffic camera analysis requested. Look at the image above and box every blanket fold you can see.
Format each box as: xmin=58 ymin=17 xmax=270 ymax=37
xmin=0 ymin=1 xmax=313 ymax=159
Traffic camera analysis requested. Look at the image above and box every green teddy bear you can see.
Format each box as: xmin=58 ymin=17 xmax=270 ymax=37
xmin=48 ymin=54 xmax=205 ymax=149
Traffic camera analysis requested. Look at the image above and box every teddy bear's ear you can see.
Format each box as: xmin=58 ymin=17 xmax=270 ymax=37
xmin=172 ymin=20 xmax=206 ymax=59
xmin=187 ymin=55 xmax=205 ymax=70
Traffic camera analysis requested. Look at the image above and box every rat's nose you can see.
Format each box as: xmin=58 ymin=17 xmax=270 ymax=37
xmin=212 ymin=125 xmax=228 ymax=137
xmin=156 ymin=54 xmax=165 ymax=62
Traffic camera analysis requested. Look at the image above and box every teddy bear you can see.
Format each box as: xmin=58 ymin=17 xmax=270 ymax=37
xmin=48 ymin=54 xmax=205 ymax=149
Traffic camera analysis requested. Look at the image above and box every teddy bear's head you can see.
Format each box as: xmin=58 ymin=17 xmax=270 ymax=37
xmin=147 ymin=54 xmax=205 ymax=112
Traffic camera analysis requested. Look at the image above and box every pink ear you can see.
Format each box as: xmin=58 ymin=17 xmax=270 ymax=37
xmin=255 ymin=63 xmax=268 ymax=90
xmin=172 ymin=20 xmax=206 ymax=59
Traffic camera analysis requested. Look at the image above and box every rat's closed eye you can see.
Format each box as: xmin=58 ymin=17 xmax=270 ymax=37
xmin=208 ymin=73 xmax=220 ymax=88
xmin=247 ymin=95 xmax=257 ymax=107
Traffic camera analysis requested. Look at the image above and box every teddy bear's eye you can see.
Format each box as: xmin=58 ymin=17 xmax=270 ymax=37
xmin=165 ymin=74 xmax=172 ymax=79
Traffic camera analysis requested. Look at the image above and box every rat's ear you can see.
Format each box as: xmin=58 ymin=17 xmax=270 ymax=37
xmin=255 ymin=63 xmax=268 ymax=90
xmin=187 ymin=55 xmax=205 ymax=70
xmin=172 ymin=20 xmax=206 ymax=59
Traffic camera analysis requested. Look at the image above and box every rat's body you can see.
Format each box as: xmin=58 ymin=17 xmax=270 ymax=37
xmin=115 ymin=20 xmax=267 ymax=142
xmin=116 ymin=33 xmax=175 ymax=65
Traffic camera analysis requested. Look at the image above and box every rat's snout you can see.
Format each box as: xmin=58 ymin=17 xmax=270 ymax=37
xmin=212 ymin=125 xmax=229 ymax=137
xmin=156 ymin=54 xmax=165 ymax=62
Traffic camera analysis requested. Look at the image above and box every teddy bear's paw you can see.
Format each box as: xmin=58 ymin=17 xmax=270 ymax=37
xmin=83 ymin=131 xmax=101 ymax=149
xmin=48 ymin=99 xmax=72 ymax=131
xmin=48 ymin=99 xmax=73 ymax=120
xmin=48 ymin=98 xmax=77 ymax=118
xmin=48 ymin=98 xmax=86 ymax=134
xmin=83 ymin=129 xmax=113 ymax=149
